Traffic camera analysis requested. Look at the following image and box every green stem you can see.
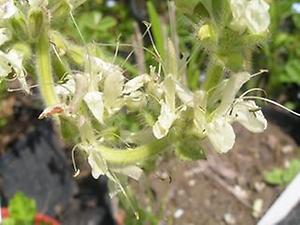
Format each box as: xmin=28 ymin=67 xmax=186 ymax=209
xmin=36 ymin=30 xmax=59 ymax=107
xmin=95 ymin=136 xmax=172 ymax=165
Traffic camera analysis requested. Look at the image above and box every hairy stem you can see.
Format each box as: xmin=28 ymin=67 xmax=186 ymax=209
xmin=36 ymin=29 xmax=59 ymax=106
xmin=95 ymin=135 xmax=173 ymax=165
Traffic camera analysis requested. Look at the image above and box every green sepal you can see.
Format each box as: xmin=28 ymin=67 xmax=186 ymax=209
xmin=28 ymin=8 xmax=44 ymax=41
xmin=175 ymin=136 xmax=206 ymax=161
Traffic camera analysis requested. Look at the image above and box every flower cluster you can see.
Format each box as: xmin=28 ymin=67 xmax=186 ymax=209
xmin=0 ymin=0 xmax=276 ymax=186
xmin=0 ymin=0 xmax=29 ymax=93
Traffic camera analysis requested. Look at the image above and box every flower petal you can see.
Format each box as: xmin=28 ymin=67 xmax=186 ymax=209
xmin=206 ymin=117 xmax=236 ymax=153
xmin=103 ymin=70 xmax=124 ymax=114
xmin=232 ymin=100 xmax=267 ymax=132
xmin=0 ymin=28 xmax=10 ymax=46
xmin=245 ymin=0 xmax=270 ymax=34
xmin=175 ymin=81 xmax=194 ymax=107
xmin=0 ymin=0 xmax=17 ymax=19
xmin=0 ymin=51 xmax=11 ymax=78
xmin=216 ymin=72 xmax=251 ymax=115
xmin=89 ymin=56 xmax=122 ymax=81
xmin=123 ymin=74 xmax=150 ymax=94
xmin=230 ymin=0 xmax=248 ymax=31
xmin=112 ymin=165 xmax=143 ymax=180
xmin=83 ymin=91 xmax=104 ymax=124
xmin=88 ymin=151 xmax=107 ymax=179
xmin=55 ymin=75 xmax=76 ymax=97
xmin=153 ymin=102 xmax=176 ymax=139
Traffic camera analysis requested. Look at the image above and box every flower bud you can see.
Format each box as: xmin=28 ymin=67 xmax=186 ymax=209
xmin=49 ymin=0 xmax=71 ymax=19
xmin=197 ymin=24 xmax=214 ymax=41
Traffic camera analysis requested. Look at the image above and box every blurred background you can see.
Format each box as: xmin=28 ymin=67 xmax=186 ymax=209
xmin=0 ymin=0 xmax=299 ymax=224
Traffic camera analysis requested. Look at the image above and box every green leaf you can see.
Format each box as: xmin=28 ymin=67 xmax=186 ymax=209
xmin=8 ymin=192 xmax=36 ymax=223
xmin=283 ymin=60 xmax=300 ymax=84
xmin=175 ymin=0 xmax=202 ymax=16
xmin=146 ymin=1 xmax=166 ymax=60
xmin=264 ymin=160 xmax=300 ymax=186
xmin=264 ymin=168 xmax=284 ymax=185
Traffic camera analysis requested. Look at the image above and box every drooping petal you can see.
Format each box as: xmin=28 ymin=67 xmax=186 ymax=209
xmin=206 ymin=117 xmax=236 ymax=153
xmin=88 ymin=150 xmax=108 ymax=179
xmin=153 ymin=102 xmax=176 ymax=139
xmin=5 ymin=49 xmax=30 ymax=93
xmin=123 ymin=74 xmax=150 ymax=94
xmin=175 ymin=81 xmax=194 ymax=107
xmin=112 ymin=165 xmax=143 ymax=181
xmin=0 ymin=0 xmax=17 ymax=19
xmin=83 ymin=91 xmax=104 ymax=124
xmin=71 ymin=73 xmax=89 ymax=111
xmin=0 ymin=51 xmax=11 ymax=78
xmin=231 ymin=100 xmax=267 ymax=132
xmin=0 ymin=28 xmax=10 ymax=46
xmin=103 ymin=70 xmax=124 ymax=114
xmin=245 ymin=0 xmax=270 ymax=34
xmin=89 ymin=56 xmax=122 ymax=81
xmin=229 ymin=0 xmax=248 ymax=32
xmin=216 ymin=72 xmax=251 ymax=115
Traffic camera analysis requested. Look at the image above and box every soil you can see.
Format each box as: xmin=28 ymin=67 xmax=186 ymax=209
xmin=0 ymin=94 xmax=299 ymax=225
xmin=130 ymin=112 xmax=299 ymax=225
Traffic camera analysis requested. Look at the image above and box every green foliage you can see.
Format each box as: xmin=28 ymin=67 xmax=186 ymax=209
xmin=147 ymin=1 xmax=166 ymax=60
xmin=264 ymin=159 xmax=300 ymax=186
xmin=256 ymin=1 xmax=300 ymax=103
xmin=3 ymin=192 xmax=37 ymax=225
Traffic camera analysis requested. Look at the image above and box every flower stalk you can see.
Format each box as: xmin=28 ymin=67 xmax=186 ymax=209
xmin=95 ymin=134 xmax=173 ymax=166
xmin=36 ymin=25 xmax=59 ymax=107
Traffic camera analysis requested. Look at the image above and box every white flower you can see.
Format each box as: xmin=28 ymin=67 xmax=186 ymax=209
xmin=0 ymin=0 xmax=17 ymax=19
xmin=0 ymin=51 xmax=11 ymax=78
xmin=153 ymin=101 xmax=177 ymax=139
xmin=83 ymin=91 xmax=104 ymax=124
xmin=230 ymin=0 xmax=270 ymax=34
xmin=193 ymin=72 xmax=267 ymax=153
xmin=245 ymin=0 xmax=270 ymax=34
xmin=88 ymin=150 xmax=108 ymax=179
xmin=152 ymin=76 xmax=177 ymax=139
xmin=103 ymin=69 xmax=125 ymax=114
xmin=89 ymin=56 xmax=122 ymax=81
xmin=230 ymin=99 xmax=267 ymax=133
xmin=0 ymin=49 xmax=30 ymax=93
xmin=0 ymin=28 xmax=10 ymax=46
xmin=206 ymin=117 xmax=236 ymax=153
xmin=123 ymin=74 xmax=150 ymax=94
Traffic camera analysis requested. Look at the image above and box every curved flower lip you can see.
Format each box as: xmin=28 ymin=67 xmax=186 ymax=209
xmin=83 ymin=91 xmax=104 ymax=124
xmin=153 ymin=102 xmax=176 ymax=139
xmin=206 ymin=117 xmax=236 ymax=153
xmin=230 ymin=99 xmax=267 ymax=133
xmin=230 ymin=0 xmax=270 ymax=34
xmin=0 ymin=28 xmax=10 ymax=46
xmin=123 ymin=74 xmax=151 ymax=94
